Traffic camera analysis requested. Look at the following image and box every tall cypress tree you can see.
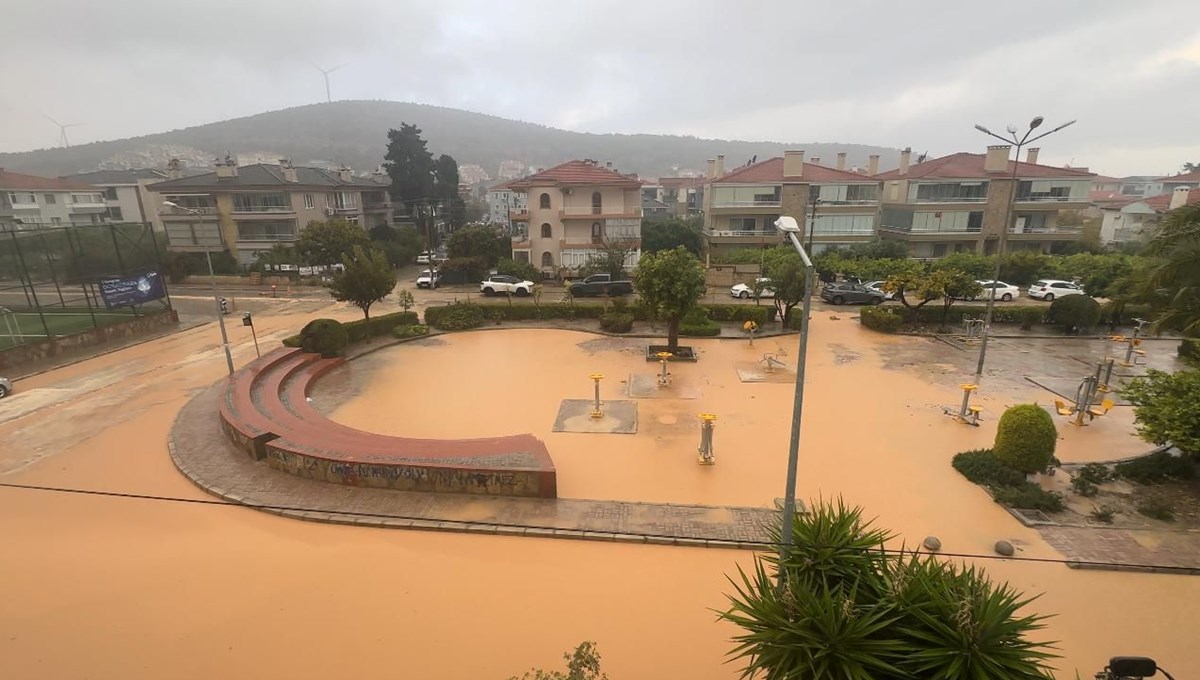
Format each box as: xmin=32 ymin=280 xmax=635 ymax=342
xmin=383 ymin=123 xmax=436 ymax=248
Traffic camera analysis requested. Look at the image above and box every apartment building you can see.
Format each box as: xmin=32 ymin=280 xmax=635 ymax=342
xmin=1099 ymin=187 xmax=1199 ymax=245
xmin=876 ymin=146 xmax=1095 ymax=258
xmin=0 ymin=168 xmax=107 ymax=231
xmin=63 ymin=168 xmax=168 ymax=231
xmin=506 ymin=160 xmax=643 ymax=276
xmin=486 ymin=180 xmax=528 ymax=231
xmin=148 ymin=158 xmax=392 ymax=265
xmin=654 ymin=176 xmax=705 ymax=218
xmin=1158 ymin=168 xmax=1200 ymax=192
xmin=702 ymin=151 xmax=882 ymax=258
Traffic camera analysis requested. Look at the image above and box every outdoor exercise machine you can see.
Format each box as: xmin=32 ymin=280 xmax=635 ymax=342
xmin=1111 ymin=317 xmax=1151 ymax=367
xmin=760 ymin=353 xmax=788 ymax=373
xmin=697 ymin=413 xmax=717 ymax=465
xmin=1053 ymin=360 xmax=1115 ymax=426
xmin=655 ymin=352 xmax=673 ymax=387
xmin=943 ymin=383 xmax=983 ymax=426
xmin=588 ymin=373 xmax=604 ymax=419
xmin=743 ymin=320 xmax=758 ymax=346
xmin=960 ymin=317 xmax=985 ymax=344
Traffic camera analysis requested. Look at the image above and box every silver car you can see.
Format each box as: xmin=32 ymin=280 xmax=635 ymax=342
xmin=0 ymin=376 xmax=11 ymax=399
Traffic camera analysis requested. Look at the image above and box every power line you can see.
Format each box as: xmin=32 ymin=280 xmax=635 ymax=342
xmin=1 ymin=481 xmax=1196 ymax=574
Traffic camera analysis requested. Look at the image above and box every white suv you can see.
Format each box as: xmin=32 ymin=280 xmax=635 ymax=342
xmin=1028 ymin=279 xmax=1085 ymax=301
xmin=480 ymin=275 xmax=534 ymax=296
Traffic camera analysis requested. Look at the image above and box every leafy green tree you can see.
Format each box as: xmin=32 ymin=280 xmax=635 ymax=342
xmin=1122 ymin=368 xmax=1200 ymax=457
xmin=886 ymin=267 xmax=981 ymax=325
xmin=1182 ymin=161 xmax=1198 ymax=173
xmin=296 ymin=218 xmax=370 ymax=266
xmin=446 ymin=224 xmax=509 ymax=267
xmin=846 ymin=238 xmax=910 ymax=260
xmin=721 ymin=500 xmax=1056 ymax=680
xmin=932 ymin=251 xmax=994 ymax=279
xmin=999 ymin=251 xmax=1050 ymax=286
xmin=384 ymin=123 xmax=437 ymax=248
xmin=434 ymin=153 xmax=466 ymax=229
xmin=496 ymin=257 xmax=540 ymax=282
xmin=632 ymin=246 xmax=706 ymax=350
xmin=508 ymin=642 xmax=607 ymax=680
xmin=1048 ymin=295 xmax=1101 ymax=334
xmin=641 ymin=218 xmax=702 ymax=255
xmin=761 ymin=248 xmax=807 ymax=327
xmin=1141 ymin=203 xmax=1200 ymax=335
xmin=327 ymin=245 xmax=397 ymax=319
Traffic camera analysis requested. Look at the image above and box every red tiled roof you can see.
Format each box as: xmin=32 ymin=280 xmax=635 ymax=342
xmin=1090 ymin=175 xmax=1123 ymax=184
xmin=1143 ymin=188 xmax=1200 ymax=212
xmin=508 ymin=160 xmax=642 ymax=189
xmin=711 ymin=157 xmax=876 ymax=184
xmin=489 ymin=179 xmax=517 ymax=191
xmin=875 ymin=152 xmax=1095 ymax=180
xmin=657 ymin=176 xmax=705 ymax=189
xmin=1089 ymin=190 xmax=1129 ymax=204
xmin=0 ymin=168 xmax=98 ymax=191
xmin=1157 ymin=168 xmax=1200 ymax=183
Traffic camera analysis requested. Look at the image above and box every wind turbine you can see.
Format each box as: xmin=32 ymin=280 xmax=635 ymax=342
xmin=43 ymin=113 xmax=82 ymax=147
xmin=313 ymin=63 xmax=347 ymax=103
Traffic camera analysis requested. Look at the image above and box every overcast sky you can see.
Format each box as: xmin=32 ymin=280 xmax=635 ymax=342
xmin=2 ymin=0 xmax=1198 ymax=176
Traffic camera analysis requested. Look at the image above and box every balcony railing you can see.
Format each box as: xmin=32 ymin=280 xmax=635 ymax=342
xmin=331 ymin=204 xmax=359 ymax=212
xmin=363 ymin=202 xmax=392 ymax=211
xmin=910 ymin=197 xmax=988 ymax=204
xmin=702 ymin=228 xmax=782 ymax=239
xmin=233 ymin=205 xmax=294 ymax=214
xmin=880 ymin=224 xmax=982 ymax=235
xmin=710 ymin=199 xmax=782 ymax=208
xmin=1015 ymin=195 xmax=1086 ymax=203
xmin=161 ymin=205 xmax=218 ymax=216
xmin=560 ymin=206 xmax=642 ymax=218
xmin=510 ymin=209 xmax=530 ymax=221
xmin=236 ymin=231 xmax=297 ymax=242
xmin=1008 ymin=225 xmax=1083 ymax=235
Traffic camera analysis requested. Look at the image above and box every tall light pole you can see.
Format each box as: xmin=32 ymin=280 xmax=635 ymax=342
xmin=970 ymin=116 xmax=1076 ymax=383
xmin=162 ymin=201 xmax=235 ymax=375
xmin=773 ymin=216 xmax=817 ymax=589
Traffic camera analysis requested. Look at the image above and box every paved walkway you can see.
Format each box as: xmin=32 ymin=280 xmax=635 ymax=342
xmin=1038 ymin=525 xmax=1200 ymax=575
xmin=170 ymin=382 xmax=778 ymax=549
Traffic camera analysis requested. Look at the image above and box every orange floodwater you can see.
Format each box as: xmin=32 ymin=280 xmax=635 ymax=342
xmin=1 ymin=307 xmax=1197 ymax=679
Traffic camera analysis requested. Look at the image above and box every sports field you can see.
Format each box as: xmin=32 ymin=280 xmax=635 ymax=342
xmin=0 ymin=307 xmax=139 ymax=349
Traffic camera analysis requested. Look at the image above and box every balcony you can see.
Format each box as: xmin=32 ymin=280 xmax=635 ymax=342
xmin=1014 ymin=195 xmax=1087 ymax=204
xmin=363 ymin=201 xmax=392 ymax=211
xmin=510 ymin=209 xmax=530 ymax=222
xmin=910 ymin=196 xmax=988 ymax=204
xmin=559 ymin=206 xmax=642 ymax=219
xmin=879 ymin=224 xmax=982 ymax=237
xmin=710 ymin=199 xmax=782 ymax=209
xmin=330 ymin=204 xmax=360 ymax=214
xmin=160 ymin=205 xmax=218 ymax=218
xmin=232 ymin=205 xmax=294 ymax=214
xmin=702 ymin=228 xmax=784 ymax=244
xmin=1008 ymin=225 xmax=1083 ymax=235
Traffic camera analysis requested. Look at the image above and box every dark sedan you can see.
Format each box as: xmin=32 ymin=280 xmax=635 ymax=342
xmin=820 ymin=283 xmax=885 ymax=305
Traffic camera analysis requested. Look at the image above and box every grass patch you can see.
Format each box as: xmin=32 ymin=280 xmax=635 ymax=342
xmin=0 ymin=307 xmax=148 ymax=349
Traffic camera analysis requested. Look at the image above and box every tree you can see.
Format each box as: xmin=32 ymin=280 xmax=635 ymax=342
xmin=999 ymin=251 xmax=1050 ymax=286
xmin=1183 ymin=161 xmax=1199 ymax=173
xmin=1122 ymin=368 xmax=1200 ymax=457
xmin=721 ymin=500 xmax=1056 ymax=680
xmin=384 ymin=123 xmax=437 ymax=248
xmin=761 ymin=248 xmax=807 ymax=327
xmin=846 ymin=238 xmax=910 ymax=260
xmin=326 ymin=245 xmax=397 ymax=319
xmin=1048 ymin=295 xmax=1101 ymax=334
xmin=433 ymin=154 xmax=466 ymax=229
xmin=885 ymin=267 xmax=981 ymax=325
xmin=446 ymin=224 xmax=509 ymax=267
xmin=295 ymin=218 xmax=370 ymax=266
xmin=1142 ymin=203 xmax=1200 ymax=335
xmin=931 ymin=251 xmax=994 ymax=279
xmin=641 ymin=218 xmax=702 ymax=255
xmin=496 ymin=257 xmax=540 ymax=283
xmin=508 ymin=642 xmax=607 ymax=680
xmin=632 ymin=247 xmax=706 ymax=351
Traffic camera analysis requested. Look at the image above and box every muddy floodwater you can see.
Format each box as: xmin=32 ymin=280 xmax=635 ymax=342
xmin=2 ymin=310 xmax=1198 ymax=679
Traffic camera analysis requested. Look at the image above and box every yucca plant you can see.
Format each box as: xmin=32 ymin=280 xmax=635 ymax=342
xmin=721 ymin=500 xmax=1057 ymax=680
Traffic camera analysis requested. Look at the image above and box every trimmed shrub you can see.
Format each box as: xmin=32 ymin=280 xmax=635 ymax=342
xmin=343 ymin=311 xmax=419 ymax=343
xmin=951 ymin=449 xmax=1027 ymax=488
xmin=860 ymin=306 xmax=903 ymax=333
xmin=392 ymin=324 xmax=429 ymax=339
xmin=1115 ymin=451 xmax=1196 ymax=484
xmin=704 ymin=304 xmax=770 ymax=326
xmin=298 ymin=318 xmax=349 ymax=358
xmin=1047 ymin=295 xmax=1101 ymax=334
xmin=599 ymin=312 xmax=634 ymax=333
xmin=991 ymin=482 xmax=1065 ymax=513
xmin=1019 ymin=307 xmax=1042 ymax=331
xmin=282 ymin=334 xmax=301 ymax=348
xmin=895 ymin=304 xmax=1046 ymax=327
xmin=427 ymin=303 xmax=488 ymax=331
xmin=1076 ymin=462 xmax=1115 ymax=485
xmin=993 ymin=404 xmax=1058 ymax=474
xmin=1180 ymin=338 xmax=1200 ymax=364
xmin=1099 ymin=303 xmax=1153 ymax=328
xmin=680 ymin=306 xmax=720 ymax=337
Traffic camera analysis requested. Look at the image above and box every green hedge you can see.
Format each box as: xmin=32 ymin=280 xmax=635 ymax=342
xmin=427 ymin=304 xmax=489 ymax=331
xmin=703 ymin=304 xmax=770 ymax=325
xmin=599 ymin=312 xmax=634 ymax=333
xmin=895 ymin=304 xmax=1045 ymax=326
xmin=423 ymin=302 xmax=770 ymax=327
xmin=393 ymin=324 xmax=429 ymax=339
xmin=1178 ymin=338 xmax=1199 ymax=363
xmin=298 ymin=319 xmax=349 ymax=358
xmin=860 ymin=307 xmax=903 ymax=333
xmin=284 ymin=310 xmax=419 ymax=347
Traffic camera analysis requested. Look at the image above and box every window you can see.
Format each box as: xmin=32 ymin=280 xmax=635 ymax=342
xmin=72 ymin=193 xmax=104 ymax=204
xmin=232 ymin=193 xmax=291 ymax=212
xmin=107 ymin=207 xmax=124 ymax=221
xmin=591 ymin=192 xmax=603 ymax=214
xmin=967 ymin=211 xmax=983 ymax=231
xmin=303 ymin=193 xmax=315 ymax=209
xmin=932 ymin=243 xmax=948 ymax=257
xmin=541 ymin=251 xmax=554 ymax=268
xmin=236 ymin=220 xmax=297 ymax=241
xmin=44 ymin=194 xmax=57 ymax=204
xmin=541 ymin=223 xmax=552 ymax=238
xmin=8 ymin=193 xmax=37 ymax=205
xmin=51 ymin=217 xmax=61 ymax=225
xmin=103 ymin=187 xmax=119 ymax=201
xmin=912 ymin=182 xmax=988 ymax=202
xmin=728 ymin=217 xmax=758 ymax=231
xmin=591 ymin=222 xmax=603 ymax=243
xmin=539 ymin=193 xmax=551 ymax=209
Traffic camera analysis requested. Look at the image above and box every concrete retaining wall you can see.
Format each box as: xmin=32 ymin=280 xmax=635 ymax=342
xmin=0 ymin=309 xmax=179 ymax=372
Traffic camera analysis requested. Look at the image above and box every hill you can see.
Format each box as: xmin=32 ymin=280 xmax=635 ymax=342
xmin=0 ymin=100 xmax=900 ymax=180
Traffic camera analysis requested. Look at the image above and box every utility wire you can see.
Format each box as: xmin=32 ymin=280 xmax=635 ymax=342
xmin=2 ymin=481 xmax=1197 ymax=574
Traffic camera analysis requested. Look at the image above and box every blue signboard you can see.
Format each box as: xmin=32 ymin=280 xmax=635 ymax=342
xmin=99 ymin=271 xmax=166 ymax=309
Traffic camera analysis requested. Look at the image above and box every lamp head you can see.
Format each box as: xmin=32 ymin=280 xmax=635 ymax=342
xmin=973 ymin=124 xmax=991 ymax=134
xmin=1030 ymin=115 xmax=1044 ymax=130
xmin=774 ymin=216 xmax=801 ymax=234
xmin=162 ymin=200 xmax=179 ymax=208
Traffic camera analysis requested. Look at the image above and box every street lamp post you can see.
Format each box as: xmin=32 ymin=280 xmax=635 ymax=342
xmin=162 ymin=201 xmax=235 ymax=375
xmin=806 ymin=191 xmax=823 ymax=254
xmin=773 ymin=216 xmax=817 ymax=589
xmin=970 ymin=117 xmax=1076 ymax=384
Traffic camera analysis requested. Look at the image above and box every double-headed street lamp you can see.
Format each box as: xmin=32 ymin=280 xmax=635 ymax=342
xmin=969 ymin=116 xmax=1076 ymax=384
xmin=773 ymin=216 xmax=817 ymax=588
xmin=162 ymin=201 xmax=235 ymax=375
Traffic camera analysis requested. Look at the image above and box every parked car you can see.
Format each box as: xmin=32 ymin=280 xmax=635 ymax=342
xmin=0 ymin=376 xmax=11 ymax=399
xmin=862 ymin=280 xmax=894 ymax=300
xmin=730 ymin=278 xmax=776 ymax=299
xmin=820 ymin=283 xmax=885 ymax=305
xmin=567 ymin=273 xmax=634 ymax=297
xmin=1028 ymin=279 xmax=1085 ymax=301
xmin=480 ymin=274 xmax=534 ymax=296
xmin=972 ymin=280 xmax=1020 ymax=301
xmin=415 ymin=251 xmax=433 ymax=265
xmin=416 ymin=269 xmax=440 ymax=289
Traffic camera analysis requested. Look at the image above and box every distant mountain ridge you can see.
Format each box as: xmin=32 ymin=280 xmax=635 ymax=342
xmin=0 ymin=100 xmax=901 ymax=181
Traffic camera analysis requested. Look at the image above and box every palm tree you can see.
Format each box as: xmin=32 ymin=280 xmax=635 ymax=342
xmin=1184 ymin=161 xmax=1200 ymax=173
xmin=1144 ymin=203 xmax=1200 ymax=335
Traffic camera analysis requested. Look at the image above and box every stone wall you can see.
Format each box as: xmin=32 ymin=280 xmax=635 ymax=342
xmin=706 ymin=264 xmax=762 ymax=287
xmin=0 ymin=309 xmax=179 ymax=372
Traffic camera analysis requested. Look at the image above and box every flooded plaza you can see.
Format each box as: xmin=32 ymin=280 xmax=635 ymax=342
xmin=2 ymin=304 xmax=1198 ymax=679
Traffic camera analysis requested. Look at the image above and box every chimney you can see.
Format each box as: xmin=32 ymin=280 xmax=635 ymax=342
xmin=279 ymin=158 xmax=298 ymax=183
xmin=715 ymin=154 xmax=725 ymax=177
xmin=836 ymin=152 xmax=847 ymax=170
xmin=984 ymin=145 xmax=1010 ymax=173
xmin=1170 ymin=187 xmax=1191 ymax=210
xmin=605 ymin=161 xmax=612 ymax=169
xmin=810 ymin=157 xmax=821 ymax=165
xmin=1025 ymin=148 xmax=1040 ymax=165
xmin=867 ymin=154 xmax=880 ymax=176
xmin=337 ymin=165 xmax=353 ymax=182
xmin=898 ymin=147 xmax=911 ymax=176
xmin=706 ymin=159 xmax=717 ymax=178
xmin=214 ymin=155 xmax=237 ymax=178
xmin=166 ymin=158 xmax=183 ymax=180
xmin=783 ymin=150 xmax=805 ymax=178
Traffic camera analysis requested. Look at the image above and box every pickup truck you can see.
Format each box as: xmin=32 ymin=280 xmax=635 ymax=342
xmin=567 ymin=273 xmax=635 ymax=297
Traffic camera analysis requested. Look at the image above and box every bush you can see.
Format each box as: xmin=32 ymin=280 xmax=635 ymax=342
xmin=343 ymin=311 xmax=419 ymax=343
xmin=1180 ymin=338 xmax=1200 ymax=364
xmin=495 ymin=258 xmax=540 ymax=283
xmin=427 ymin=303 xmax=488 ymax=331
xmin=993 ymin=404 xmax=1058 ymax=474
xmin=893 ymin=304 xmax=1046 ymax=327
xmin=1076 ymin=462 xmax=1115 ymax=485
xmin=860 ymin=306 xmax=903 ymax=333
xmin=1099 ymin=303 xmax=1153 ymax=329
xmin=951 ymin=449 xmax=1027 ymax=487
xmin=1115 ymin=451 xmax=1196 ymax=484
xmin=1019 ymin=307 xmax=1043 ymax=331
xmin=1071 ymin=477 xmax=1098 ymax=497
xmin=392 ymin=324 xmax=429 ymax=339
xmin=298 ymin=318 xmax=349 ymax=358
xmin=1089 ymin=505 xmax=1117 ymax=523
xmin=1047 ymin=295 xmax=1101 ymax=334
xmin=1121 ymin=369 xmax=1200 ymax=456
xmin=703 ymin=304 xmax=769 ymax=326
xmin=680 ymin=306 xmax=720 ymax=337
xmin=991 ymin=482 xmax=1065 ymax=512
xmin=599 ymin=312 xmax=634 ymax=333
xmin=1136 ymin=496 xmax=1175 ymax=521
